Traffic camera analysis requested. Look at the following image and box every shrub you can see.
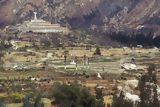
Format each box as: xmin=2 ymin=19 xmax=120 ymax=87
xmin=9 ymin=92 xmax=24 ymax=103
xmin=94 ymin=47 xmax=101 ymax=56
xmin=52 ymin=83 xmax=104 ymax=107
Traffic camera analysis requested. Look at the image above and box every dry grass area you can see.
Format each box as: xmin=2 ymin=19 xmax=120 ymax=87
xmin=6 ymin=103 xmax=22 ymax=107
xmin=54 ymin=47 xmax=159 ymax=57
xmin=2 ymin=47 xmax=160 ymax=75
xmin=0 ymin=46 xmax=160 ymax=107
xmin=103 ymin=96 xmax=113 ymax=106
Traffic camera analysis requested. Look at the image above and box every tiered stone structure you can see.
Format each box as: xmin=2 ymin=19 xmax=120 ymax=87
xmin=18 ymin=12 xmax=68 ymax=33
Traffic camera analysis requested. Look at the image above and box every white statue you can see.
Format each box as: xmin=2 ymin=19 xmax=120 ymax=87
xmin=33 ymin=12 xmax=37 ymax=20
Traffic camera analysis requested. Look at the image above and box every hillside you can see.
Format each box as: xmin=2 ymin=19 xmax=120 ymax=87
xmin=0 ymin=0 xmax=160 ymax=37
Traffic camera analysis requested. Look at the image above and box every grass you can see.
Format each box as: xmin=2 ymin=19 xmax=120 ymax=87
xmin=0 ymin=70 xmax=55 ymax=80
xmin=0 ymin=47 xmax=160 ymax=79
xmin=0 ymin=47 xmax=160 ymax=107
xmin=6 ymin=103 xmax=22 ymax=107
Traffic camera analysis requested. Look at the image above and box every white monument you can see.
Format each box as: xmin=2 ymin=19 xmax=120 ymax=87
xmin=17 ymin=12 xmax=69 ymax=33
xmin=33 ymin=12 xmax=37 ymax=20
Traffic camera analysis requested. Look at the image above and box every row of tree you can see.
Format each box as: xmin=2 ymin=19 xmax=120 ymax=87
xmin=109 ymin=31 xmax=160 ymax=47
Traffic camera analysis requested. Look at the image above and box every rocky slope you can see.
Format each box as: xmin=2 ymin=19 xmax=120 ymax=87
xmin=0 ymin=0 xmax=160 ymax=36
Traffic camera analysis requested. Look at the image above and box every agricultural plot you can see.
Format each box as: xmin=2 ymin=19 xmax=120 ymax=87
xmin=1 ymin=47 xmax=160 ymax=79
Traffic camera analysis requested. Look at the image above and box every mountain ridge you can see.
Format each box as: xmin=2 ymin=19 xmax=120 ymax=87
xmin=0 ymin=0 xmax=160 ymax=36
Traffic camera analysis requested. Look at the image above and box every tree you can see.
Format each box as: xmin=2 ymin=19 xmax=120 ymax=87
xmin=10 ymin=92 xmax=24 ymax=103
xmin=34 ymin=94 xmax=42 ymax=107
xmin=95 ymin=86 xmax=103 ymax=100
xmin=63 ymin=50 xmax=69 ymax=65
xmin=138 ymin=64 xmax=160 ymax=107
xmin=0 ymin=51 xmax=4 ymax=70
xmin=22 ymin=93 xmax=33 ymax=107
xmin=0 ymin=98 xmax=6 ymax=107
xmin=52 ymin=83 xmax=103 ymax=107
xmin=111 ymin=90 xmax=135 ymax=107
xmin=0 ymin=51 xmax=4 ymax=62
xmin=95 ymin=86 xmax=105 ymax=107
xmin=94 ymin=47 xmax=101 ymax=56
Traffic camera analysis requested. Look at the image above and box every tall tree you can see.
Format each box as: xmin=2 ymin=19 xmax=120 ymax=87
xmin=139 ymin=64 xmax=159 ymax=107
xmin=34 ymin=94 xmax=42 ymax=107
xmin=94 ymin=47 xmax=101 ymax=56
xmin=22 ymin=94 xmax=32 ymax=107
